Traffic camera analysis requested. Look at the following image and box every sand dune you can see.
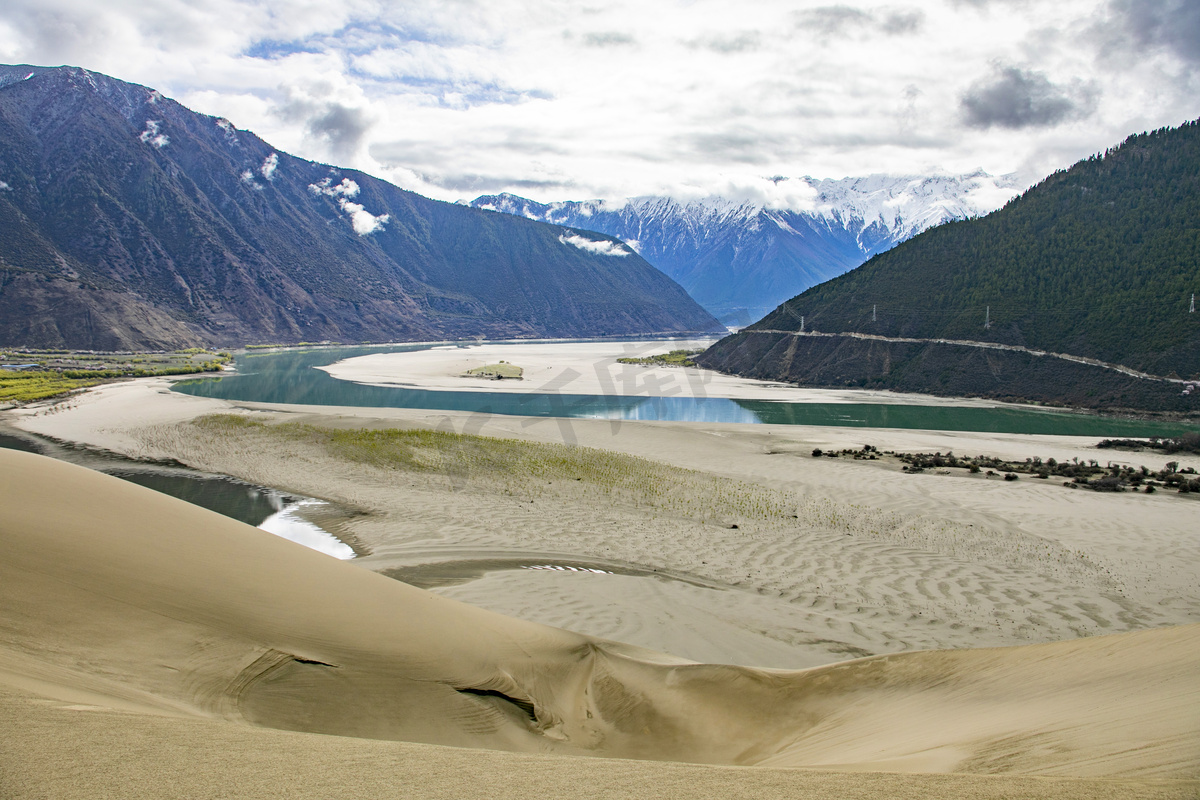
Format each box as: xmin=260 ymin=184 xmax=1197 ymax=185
xmin=1 ymin=447 xmax=1197 ymax=793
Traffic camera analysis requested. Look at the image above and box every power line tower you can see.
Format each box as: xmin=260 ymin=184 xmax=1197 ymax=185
xmin=984 ymin=306 xmax=991 ymax=330
xmin=872 ymin=304 xmax=877 ymax=323
xmin=800 ymin=315 xmax=805 ymax=333
xmin=1191 ymin=293 xmax=1196 ymax=313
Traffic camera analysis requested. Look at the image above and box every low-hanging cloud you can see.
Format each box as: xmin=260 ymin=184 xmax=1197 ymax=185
xmin=558 ymin=233 xmax=630 ymax=257
xmin=138 ymin=119 xmax=169 ymax=148
xmin=338 ymin=199 xmax=390 ymax=235
xmin=308 ymin=176 xmax=390 ymax=235
xmin=960 ymin=66 xmax=1095 ymax=130
xmin=260 ymin=152 xmax=278 ymax=180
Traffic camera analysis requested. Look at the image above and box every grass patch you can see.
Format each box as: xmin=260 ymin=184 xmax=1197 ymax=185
xmin=0 ymin=348 xmax=232 ymax=404
xmin=464 ymin=362 xmax=523 ymax=380
xmin=0 ymin=371 xmax=107 ymax=403
xmin=191 ymin=414 xmax=801 ymax=523
xmin=616 ymin=348 xmax=703 ymax=368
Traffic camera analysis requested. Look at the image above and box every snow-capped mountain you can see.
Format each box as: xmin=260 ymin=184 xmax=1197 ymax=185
xmin=471 ymin=173 xmax=1019 ymax=325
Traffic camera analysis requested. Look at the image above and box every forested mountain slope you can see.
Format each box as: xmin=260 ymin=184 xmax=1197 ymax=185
xmin=700 ymin=120 xmax=1200 ymax=412
xmin=0 ymin=65 xmax=721 ymax=350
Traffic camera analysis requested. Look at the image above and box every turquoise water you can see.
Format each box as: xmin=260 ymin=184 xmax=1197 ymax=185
xmin=171 ymin=343 xmax=1199 ymax=437
xmin=0 ymin=432 xmax=352 ymax=558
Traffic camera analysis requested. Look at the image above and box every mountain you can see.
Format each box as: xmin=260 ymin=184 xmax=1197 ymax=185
xmin=470 ymin=173 xmax=1016 ymax=325
xmin=0 ymin=65 xmax=721 ymax=350
xmin=699 ymin=120 xmax=1200 ymax=413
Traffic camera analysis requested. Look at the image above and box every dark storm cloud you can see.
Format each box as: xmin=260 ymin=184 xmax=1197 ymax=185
xmin=1101 ymin=0 xmax=1200 ymax=66
xmin=306 ymin=103 xmax=374 ymax=158
xmin=960 ymin=65 xmax=1096 ymax=129
xmin=279 ymin=93 xmax=377 ymax=160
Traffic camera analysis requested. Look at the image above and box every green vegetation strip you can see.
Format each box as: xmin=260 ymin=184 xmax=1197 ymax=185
xmin=0 ymin=349 xmax=231 ymax=404
xmin=192 ymin=414 xmax=801 ymax=524
xmin=0 ymin=372 xmax=108 ymax=403
xmin=616 ymin=348 xmax=703 ymax=367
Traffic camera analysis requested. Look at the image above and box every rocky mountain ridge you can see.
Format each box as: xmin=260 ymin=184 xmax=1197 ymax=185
xmin=0 ymin=64 xmax=721 ymax=350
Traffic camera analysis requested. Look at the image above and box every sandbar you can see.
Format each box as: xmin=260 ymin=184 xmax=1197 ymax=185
xmin=319 ymin=339 xmax=1019 ymax=405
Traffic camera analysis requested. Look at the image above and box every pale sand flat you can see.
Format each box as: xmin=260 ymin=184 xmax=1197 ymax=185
xmin=1 ymin=448 xmax=1198 ymax=792
xmin=319 ymin=339 xmax=1016 ymax=404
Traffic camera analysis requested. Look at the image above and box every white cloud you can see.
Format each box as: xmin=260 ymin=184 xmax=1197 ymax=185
xmin=558 ymin=233 xmax=630 ymax=256
xmin=307 ymin=176 xmax=359 ymax=198
xmin=307 ymin=176 xmax=388 ymax=235
xmin=1 ymin=0 xmax=1197 ymax=206
xmin=138 ymin=119 xmax=168 ymax=148
xmin=240 ymin=168 xmax=263 ymax=189
xmin=339 ymin=200 xmax=390 ymax=235
xmin=0 ymin=180 xmax=10 ymax=191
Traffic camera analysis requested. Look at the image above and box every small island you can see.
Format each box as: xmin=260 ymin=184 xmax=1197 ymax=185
xmin=463 ymin=361 xmax=523 ymax=380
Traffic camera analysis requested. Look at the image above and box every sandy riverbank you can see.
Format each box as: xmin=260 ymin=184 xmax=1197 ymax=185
xmin=7 ymin=377 xmax=1200 ymax=667
xmin=2 ymin=370 xmax=1199 ymax=794
xmin=319 ymin=339 xmax=1015 ymax=405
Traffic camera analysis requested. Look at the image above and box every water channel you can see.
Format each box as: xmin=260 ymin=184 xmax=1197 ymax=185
xmin=0 ymin=430 xmax=353 ymax=559
xmin=172 ymin=342 xmax=1199 ymax=437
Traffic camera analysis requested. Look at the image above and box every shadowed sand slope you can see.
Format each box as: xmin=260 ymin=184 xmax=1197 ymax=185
xmin=4 ymin=688 xmax=1197 ymax=800
xmin=1 ymin=448 xmax=1198 ymax=781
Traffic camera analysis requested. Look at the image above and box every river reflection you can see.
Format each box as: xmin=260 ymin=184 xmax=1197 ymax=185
xmin=0 ymin=432 xmax=353 ymax=559
xmin=172 ymin=343 xmax=1198 ymax=438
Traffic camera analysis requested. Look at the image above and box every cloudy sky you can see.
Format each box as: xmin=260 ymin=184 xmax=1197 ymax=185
xmin=1 ymin=0 xmax=1197 ymax=207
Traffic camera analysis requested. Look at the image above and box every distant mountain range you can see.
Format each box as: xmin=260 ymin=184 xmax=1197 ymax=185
xmin=471 ymin=173 xmax=1017 ymax=325
xmin=0 ymin=65 xmax=721 ymax=350
xmin=699 ymin=120 xmax=1200 ymax=413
